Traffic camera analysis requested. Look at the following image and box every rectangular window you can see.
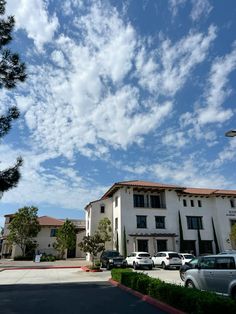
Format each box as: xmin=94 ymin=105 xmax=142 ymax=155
xmin=137 ymin=215 xmax=147 ymax=228
xmin=50 ymin=229 xmax=57 ymax=237
xmin=133 ymin=194 xmax=144 ymax=207
xmin=230 ymin=199 xmax=235 ymax=208
xmin=190 ymin=200 xmax=194 ymax=207
xmin=150 ymin=195 xmax=161 ymax=208
xmin=183 ymin=199 xmax=187 ymax=207
xmin=100 ymin=205 xmax=105 ymax=213
xmin=198 ymin=200 xmax=202 ymax=207
xmin=115 ymin=217 xmax=118 ymax=230
xmin=115 ymin=196 xmax=118 ymax=207
xmin=155 ymin=216 xmax=165 ymax=229
xmin=187 ymin=216 xmax=203 ymax=229
xmin=216 ymin=257 xmax=235 ymax=269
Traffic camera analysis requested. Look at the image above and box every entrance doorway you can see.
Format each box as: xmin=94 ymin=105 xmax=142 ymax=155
xmin=183 ymin=240 xmax=196 ymax=256
xmin=156 ymin=240 xmax=167 ymax=252
xmin=137 ymin=239 xmax=149 ymax=252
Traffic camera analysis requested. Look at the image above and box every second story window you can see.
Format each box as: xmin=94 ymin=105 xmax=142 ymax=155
xmin=198 ymin=200 xmax=202 ymax=207
xmin=230 ymin=199 xmax=235 ymax=208
xmin=115 ymin=217 xmax=118 ymax=230
xmin=50 ymin=228 xmax=57 ymax=237
xmin=187 ymin=216 xmax=203 ymax=230
xmin=190 ymin=200 xmax=194 ymax=207
xmin=150 ymin=195 xmax=161 ymax=208
xmin=100 ymin=205 xmax=105 ymax=213
xmin=133 ymin=194 xmax=144 ymax=207
xmin=183 ymin=199 xmax=187 ymax=207
xmin=115 ymin=196 xmax=118 ymax=207
xmin=155 ymin=216 xmax=165 ymax=229
xmin=137 ymin=215 xmax=147 ymax=228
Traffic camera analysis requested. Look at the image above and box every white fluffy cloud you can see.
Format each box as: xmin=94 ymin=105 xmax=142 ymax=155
xmin=6 ymin=0 xmax=59 ymax=50
xmin=190 ymin=0 xmax=212 ymax=21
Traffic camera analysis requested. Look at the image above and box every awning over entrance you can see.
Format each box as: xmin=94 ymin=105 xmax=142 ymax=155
xmin=128 ymin=233 xmax=177 ymax=237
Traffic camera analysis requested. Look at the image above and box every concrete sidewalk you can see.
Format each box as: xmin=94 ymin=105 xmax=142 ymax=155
xmin=0 ymin=258 xmax=90 ymax=270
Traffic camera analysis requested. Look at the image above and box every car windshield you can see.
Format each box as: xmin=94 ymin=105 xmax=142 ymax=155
xmin=138 ymin=253 xmax=150 ymax=258
xmin=183 ymin=254 xmax=195 ymax=259
xmin=169 ymin=253 xmax=180 ymax=258
xmin=107 ymin=252 xmax=120 ymax=257
xmin=189 ymin=258 xmax=198 ymax=265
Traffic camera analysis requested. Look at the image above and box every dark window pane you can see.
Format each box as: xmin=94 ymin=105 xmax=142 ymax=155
xmin=155 ymin=216 xmax=165 ymax=229
xmin=100 ymin=205 xmax=105 ymax=213
xmin=134 ymin=194 xmax=144 ymax=207
xmin=150 ymin=195 xmax=161 ymax=208
xmin=190 ymin=200 xmax=194 ymax=207
xmin=183 ymin=199 xmax=187 ymax=207
xmin=198 ymin=200 xmax=202 ymax=207
xmin=216 ymin=257 xmax=235 ymax=269
xmin=187 ymin=217 xmax=203 ymax=229
xmin=50 ymin=229 xmax=57 ymax=237
xmin=137 ymin=215 xmax=147 ymax=228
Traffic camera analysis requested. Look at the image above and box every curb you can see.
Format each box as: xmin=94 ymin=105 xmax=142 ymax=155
xmin=0 ymin=266 xmax=82 ymax=271
xmin=81 ymin=266 xmax=103 ymax=272
xmin=109 ymin=279 xmax=186 ymax=314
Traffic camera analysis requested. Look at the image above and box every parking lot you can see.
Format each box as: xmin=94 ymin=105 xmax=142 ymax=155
xmin=0 ymin=266 xmax=182 ymax=285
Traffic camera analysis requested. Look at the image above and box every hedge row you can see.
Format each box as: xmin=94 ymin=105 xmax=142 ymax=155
xmin=111 ymin=269 xmax=236 ymax=314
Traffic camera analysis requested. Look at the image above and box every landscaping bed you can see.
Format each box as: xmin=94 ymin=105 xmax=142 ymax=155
xmin=111 ymin=269 xmax=236 ymax=314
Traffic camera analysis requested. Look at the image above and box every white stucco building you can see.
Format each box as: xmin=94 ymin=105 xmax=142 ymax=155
xmin=1 ymin=215 xmax=86 ymax=259
xmin=85 ymin=180 xmax=236 ymax=258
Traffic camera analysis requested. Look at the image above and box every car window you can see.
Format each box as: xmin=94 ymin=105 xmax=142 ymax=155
xmin=161 ymin=253 xmax=166 ymax=257
xmin=107 ymin=252 xmax=120 ymax=257
xmin=169 ymin=253 xmax=180 ymax=258
xmin=183 ymin=254 xmax=194 ymax=259
xmin=200 ymin=257 xmax=216 ymax=269
xmin=138 ymin=253 xmax=150 ymax=258
xmin=189 ymin=258 xmax=198 ymax=265
xmin=215 ymin=257 xmax=235 ymax=269
xmin=155 ymin=253 xmax=161 ymax=257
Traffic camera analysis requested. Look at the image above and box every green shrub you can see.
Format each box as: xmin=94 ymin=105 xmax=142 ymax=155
xmin=94 ymin=260 xmax=101 ymax=267
xmin=111 ymin=268 xmax=133 ymax=282
xmin=40 ymin=254 xmax=56 ymax=262
xmin=111 ymin=270 xmax=236 ymax=314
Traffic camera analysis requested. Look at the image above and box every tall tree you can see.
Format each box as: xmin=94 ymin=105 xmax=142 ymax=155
xmin=53 ymin=219 xmax=76 ymax=259
xmin=212 ymin=218 xmax=220 ymax=254
xmin=230 ymin=223 xmax=236 ymax=249
xmin=122 ymin=227 xmax=127 ymax=257
xmin=0 ymin=0 xmax=26 ymax=195
xmin=7 ymin=206 xmax=41 ymax=257
xmin=178 ymin=211 xmax=185 ymax=252
xmin=97 ymin=217 xmax=112 ymax=249
xmin=79 ymin=234 xmax=104 ymax=267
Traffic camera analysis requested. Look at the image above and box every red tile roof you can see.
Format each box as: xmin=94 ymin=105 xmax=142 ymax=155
xmin=37 ymin=216 xmax=64 ymax=226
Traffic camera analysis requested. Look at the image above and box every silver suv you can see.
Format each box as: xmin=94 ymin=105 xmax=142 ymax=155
xmin=184 ymin=254 xmax=236 ymax=300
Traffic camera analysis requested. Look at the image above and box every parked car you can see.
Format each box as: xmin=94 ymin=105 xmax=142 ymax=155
xmin=100 ymin=250 xmax=126 ymax=270
xmin=126 ymin=252 xmax=153 ymax=270
xmin=218 ymin=250 xmax=236 ymax=255
xmin=152 ymin=251 xmax=182 ymax=269
xmin=179 ymin=253 xmax=195 ymax=265
xmin=179 ymin=257 xmax=199 ymax=281
xmin=184 ymin=254 xmax=236 ymax=300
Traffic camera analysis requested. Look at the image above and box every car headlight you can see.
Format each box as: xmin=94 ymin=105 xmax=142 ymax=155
xmin=109 ymin=259 xmax=113 ymax=263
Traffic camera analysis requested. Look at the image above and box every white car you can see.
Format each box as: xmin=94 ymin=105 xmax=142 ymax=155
xmin=126 ymin=252 xmax=153 ymax=270
xmin=179 ymin=253 xmax=195 ymax=265
xmin=152 ymin=251 xmax=182 ymax=269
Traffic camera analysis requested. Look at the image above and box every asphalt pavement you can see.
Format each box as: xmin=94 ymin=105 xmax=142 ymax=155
xmin=0 ymin=281 xmax=167 ymax=314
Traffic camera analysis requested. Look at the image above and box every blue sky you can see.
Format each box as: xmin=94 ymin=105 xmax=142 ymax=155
xmin=1 ymin=0 xmax=236 ymax=225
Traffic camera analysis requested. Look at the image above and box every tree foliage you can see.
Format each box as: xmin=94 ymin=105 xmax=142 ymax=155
xmin=97 ymin=217 xmax=112 ymax=248
xmin=230 ymin=224 xmax=236 ymax=249
xmin=53 ymin=219 xmax=76 ymax=259
xmin=0 ymin=0 xmax=26 ymax=194
xmin=7 ymin=206 xmax=41 ymax=257
xmin=79 ymin=233 xmax=104 ymax=266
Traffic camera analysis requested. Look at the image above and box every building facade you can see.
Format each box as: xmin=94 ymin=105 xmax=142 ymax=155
xmin=1 ymin=215 xmax=86 ymax=259
xmin=85 ymin=180 xmax=236 ymax=258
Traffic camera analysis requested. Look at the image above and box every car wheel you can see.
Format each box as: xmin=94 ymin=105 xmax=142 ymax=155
xmin=180 ymin=271 xmax=185 ymax=281
xmin=231 ymin=288 xmax=236 ymax=301
xmin=148 ymin=265 xmax=153 ymax=270
xmin=186 ymin=280 xmax=195 ymax=289
xmin=162 ymin=262 xmax=166 ymax=270
xmin=133 ymin=262 xmax=138 ymax=270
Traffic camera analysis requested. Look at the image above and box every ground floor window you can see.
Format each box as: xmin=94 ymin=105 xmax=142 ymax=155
xmin=156 ymin=240 xmax=167 ymax=252
xmin=201 ymin=240 xmax=213 ymax=254
xmin=182 ymin=240 xmax=196 ymax=256
xmin=137 ymin=239 xmax=149 ymax=252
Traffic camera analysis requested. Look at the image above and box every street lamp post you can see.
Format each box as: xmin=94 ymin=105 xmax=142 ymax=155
xmin=225 ymin=130 xmax=236 ymax=137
